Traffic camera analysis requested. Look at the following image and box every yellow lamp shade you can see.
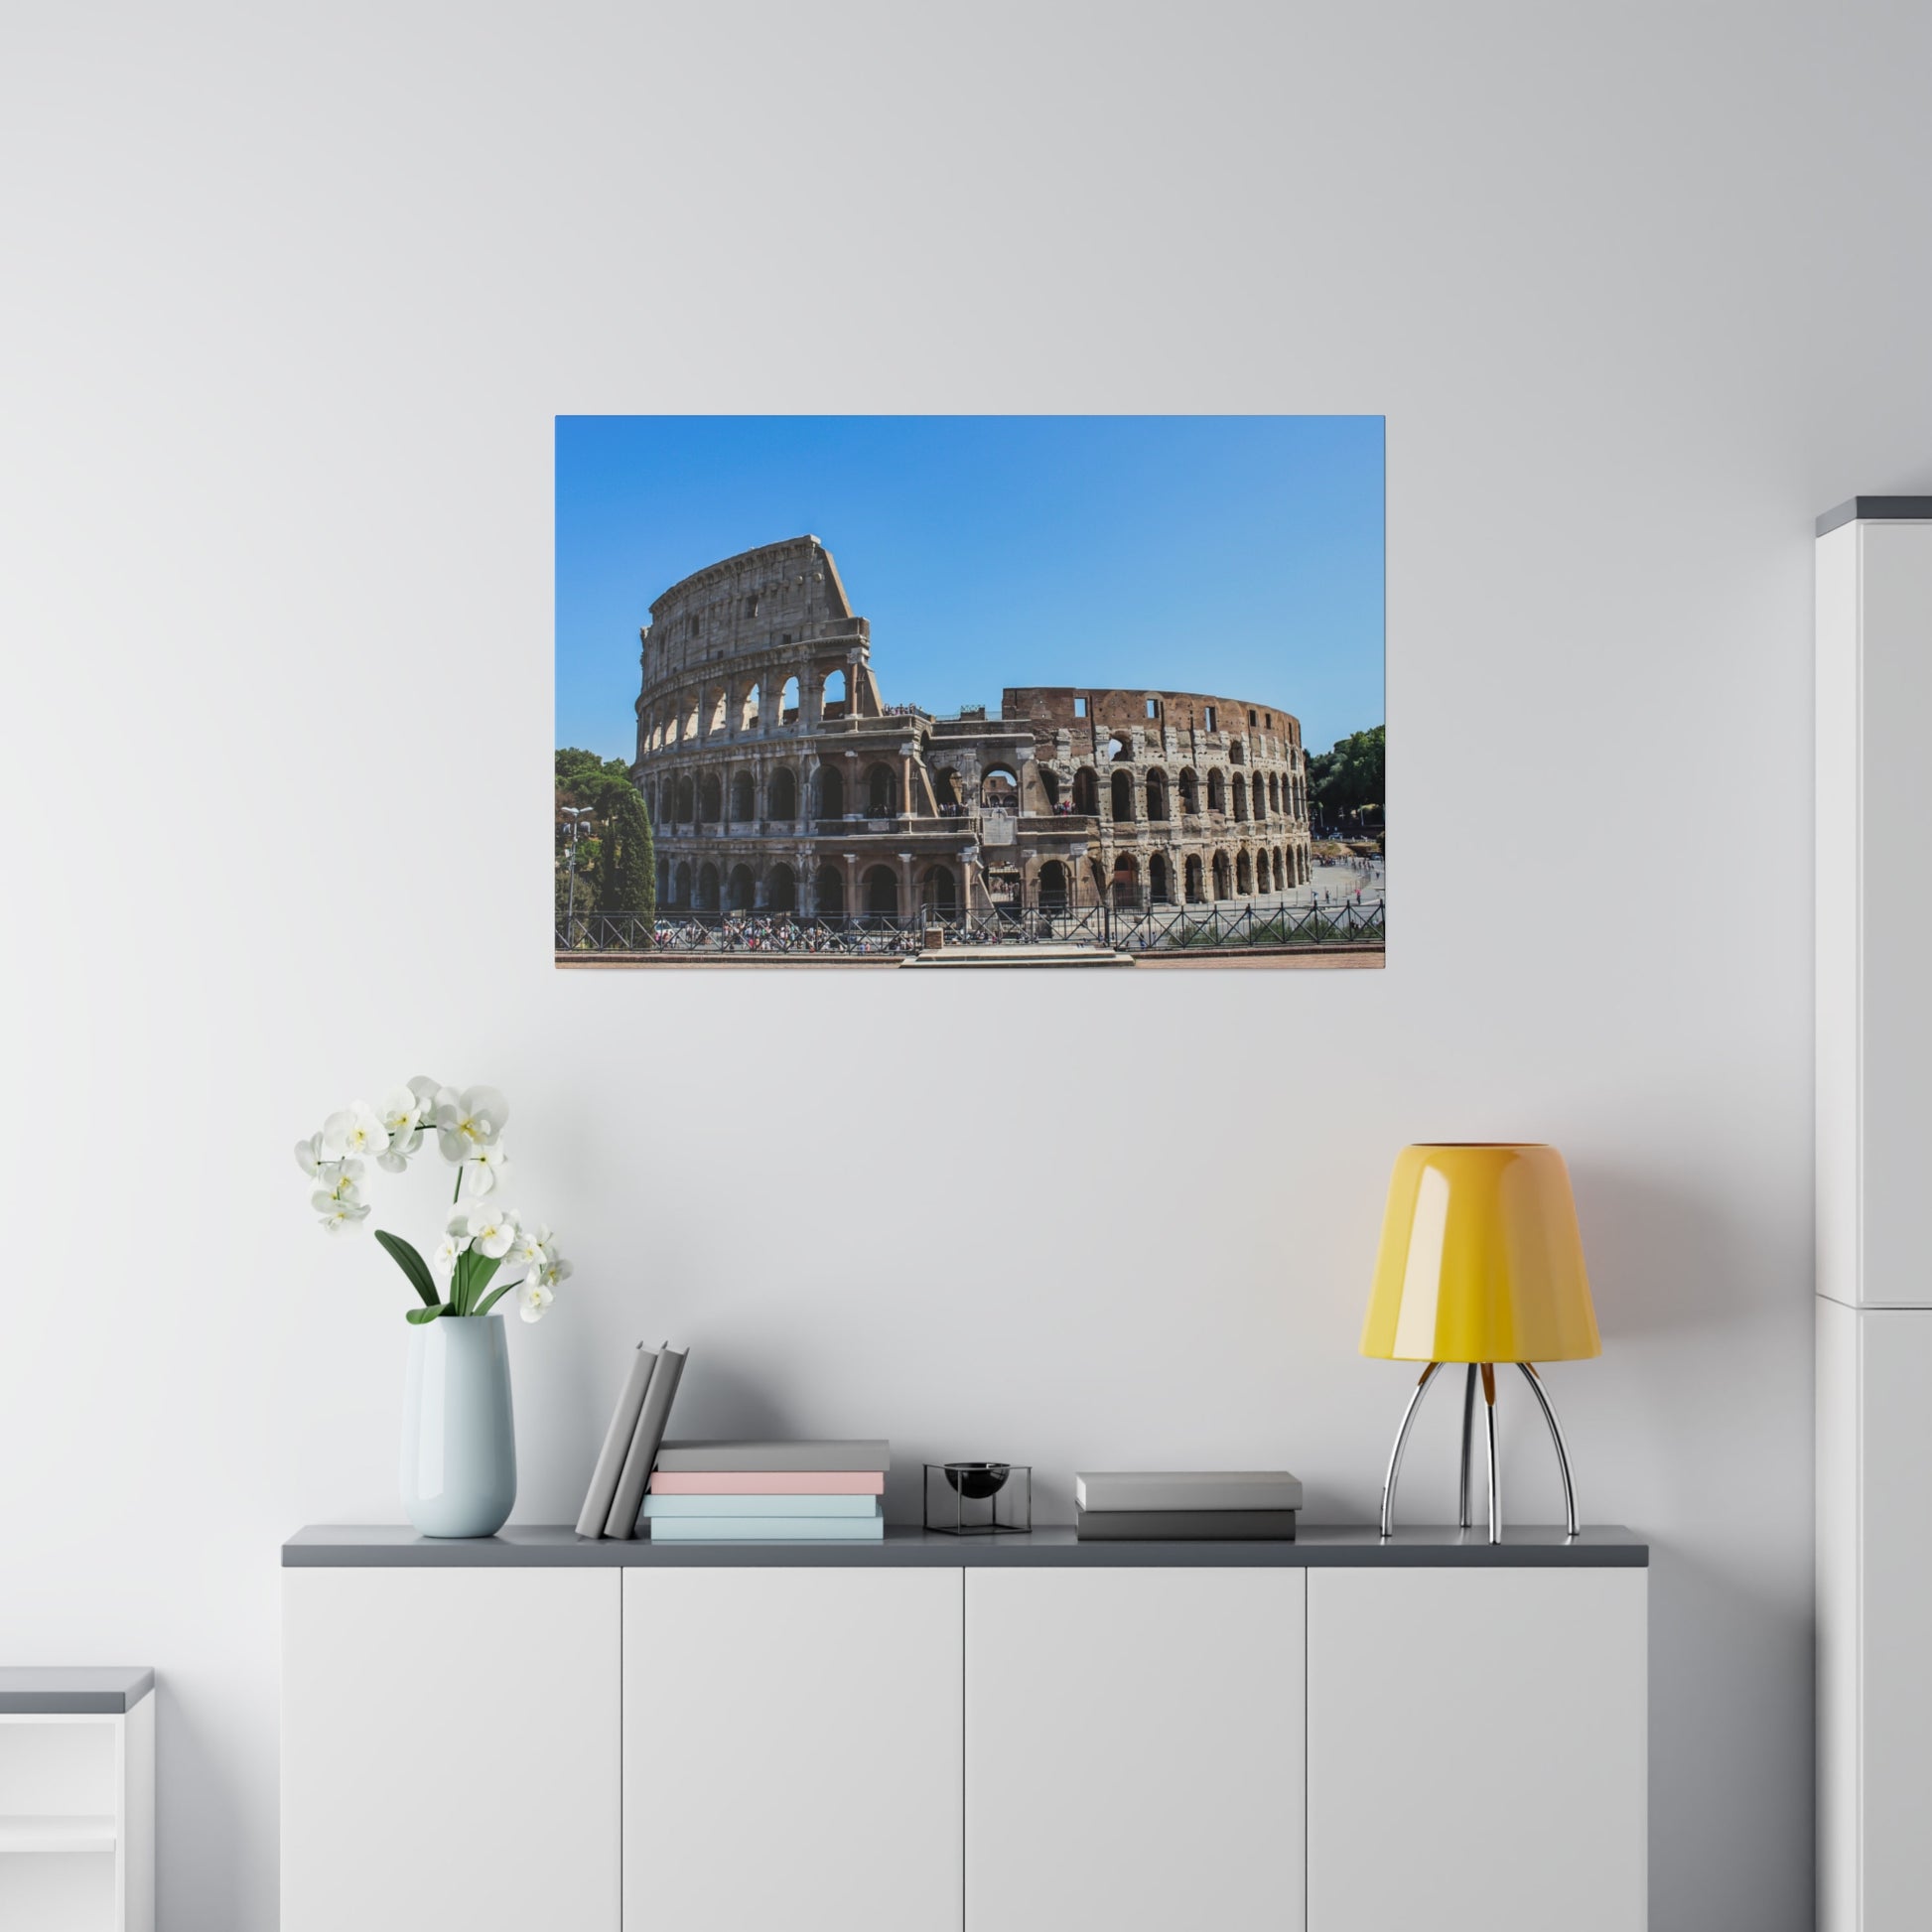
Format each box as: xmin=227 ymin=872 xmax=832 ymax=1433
xmin=1361 ymin=1144 xmax=1599 ymax=1364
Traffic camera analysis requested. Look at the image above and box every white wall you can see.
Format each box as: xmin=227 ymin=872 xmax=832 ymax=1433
xmin=4 ymin=4 xmax=1929 ymax=1926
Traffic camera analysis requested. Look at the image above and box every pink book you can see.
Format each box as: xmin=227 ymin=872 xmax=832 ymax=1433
xmin=647 ymin=1469 xmax=886 ymax=1495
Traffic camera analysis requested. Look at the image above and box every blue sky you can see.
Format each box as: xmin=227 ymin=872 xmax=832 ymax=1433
xmin=556 ymin=416 xmax=1383 ymax=763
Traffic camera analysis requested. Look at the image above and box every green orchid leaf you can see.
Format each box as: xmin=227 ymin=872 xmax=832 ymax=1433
xmin=374 ymin=1230 xmax=440 ymax=1309
xmin=474 ymin=1279 xmax=517 ymax=1318
xmin=404 ymin=1303 xmax=447 ymax=1325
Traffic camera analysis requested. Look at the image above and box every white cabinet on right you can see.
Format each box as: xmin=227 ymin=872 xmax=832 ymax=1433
xmin=1307 ymin=1567 xmax=1646 ymax=1932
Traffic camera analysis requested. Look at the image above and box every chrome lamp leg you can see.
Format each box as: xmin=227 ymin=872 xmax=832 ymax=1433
xmin=1481 ymin=1362 xmax=1501 ymax=1544
xmin=1518 ymin=1361 xmax=1580 ymax=1537
xmin=1378 ymin=1361 xmax=1442 ymax=1539
xmin=1457 ymin=1364 xmax=1477 ymax=1530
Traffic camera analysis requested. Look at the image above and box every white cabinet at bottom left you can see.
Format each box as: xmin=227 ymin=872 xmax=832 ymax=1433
xmin=282 ymin=1568 xmax=621 ymax=1932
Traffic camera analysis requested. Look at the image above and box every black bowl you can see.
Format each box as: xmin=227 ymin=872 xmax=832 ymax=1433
xmin=942 ymin=1461 xmax=1011 ymax=1500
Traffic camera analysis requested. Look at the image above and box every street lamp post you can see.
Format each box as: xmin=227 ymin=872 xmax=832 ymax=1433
xmin=562 ymin=805 xmax=591 ymax=937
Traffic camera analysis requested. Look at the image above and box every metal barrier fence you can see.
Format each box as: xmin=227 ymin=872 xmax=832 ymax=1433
xmin=557 ymin=899 xmax=1385 ymax=957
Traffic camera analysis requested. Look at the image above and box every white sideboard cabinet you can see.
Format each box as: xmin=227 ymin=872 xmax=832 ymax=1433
xmin=1815 ymin=498 xmax=1932 ymax=1932
xmin=283 ymin=1525 xmax=1647 ymax=1932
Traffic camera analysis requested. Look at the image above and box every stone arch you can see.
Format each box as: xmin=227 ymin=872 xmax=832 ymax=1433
xmin=863 ymin=762 xmax=898 ymax=816
xmin=815 ymin=864 xmax=844 ymax=914
xmin=1110 ymin=769 xmax=1135 ymax=822
xmin=656 ymin=856 xmax=669 ymax=903
xmin=1038 ymin=766 xmax=1060 ymax=810
xmin=1146 ymin=768 xmax=1170 ymax=821
xmin=821 ymin=667 xmax=848 ymax=718
xmin=981 ymin=764 xmax=1020 ymax=809
xmin=1208 ymin=769 xmax=1227 ymax=813
xmin=726 ymin=864 xmax=756 ymax=911
xmin=1072 ymin=767 xmax=1099 ymax=815
xmin=766 ymin=864 xmax=797 ymax=912
xmin=1149 ymin=852 xmax=1172 ymax=903
xmin=1273 ymin=847 xmax=1286 ymax=891
xmin=1108 ymin=732 xmax=1131 ymax=761
xmin=814 ymin=761 xmax=844 ymax=818
xmin=933 ymin=765 xmax=965 ymax=809
xmin=673 ymin=860 xmax=692 ymax=906
xmin=675 ymin=774 xmax=695 ymax=825
xmin=1269 ymin=773 xmax=1282 ymax=813
xmin=767 ymin=765 xmax=798 ymax=819
xmin=920 ymin=865 xmax=957 ymax=912
xmin=1236 ymin=850 xmax=1254 ymax=895
xmin=1178 ymin=767 xmax=1200 ymax=814
xmin=863 ymin=865 xmax=898 ymax=915
xmin=1213 ymin=851 xmax=1232 ymax=899
xmin=1229 ymin=740 xmax=1246 ymax=766
xmin=699 ymin=772 xmax=723 ymax=823
xmin=781 ymin=676 xmax=801 ymax=723
xmin=1184 ymin=854 xmax=1205 ymax=902
xmin=730 ymin=771 xmax=756 ymax=824
xmin=1037 ymin=860 xmax=1070 ymax=910
xmin=1110 ymin=851 xmax=1140 ymax=910
xmin=1232 ymin=773 xmax=1248 ymax=821
xmin=707 ymin=689 xmax=728 ymax=736
xmin=740 ymin=683 xmax=761 ymax=732
xmin=696 ymin=862 xmax=721 ymax=910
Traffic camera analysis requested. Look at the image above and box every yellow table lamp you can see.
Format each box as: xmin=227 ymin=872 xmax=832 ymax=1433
xmin=1363 ymin=1144 xmax=1598 ymax=1543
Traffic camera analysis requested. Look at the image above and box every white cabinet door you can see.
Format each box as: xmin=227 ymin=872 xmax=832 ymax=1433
xmin=282 ymin=1568 xmax=621 ymax=1932
xmin=1307 ymin=1568 xmax=1645 ymax=1932
xmin=965 ymin=1567 xmax=1306 ymax=1932
xmin=623 ymin=1567 xmax=962 ymax=1932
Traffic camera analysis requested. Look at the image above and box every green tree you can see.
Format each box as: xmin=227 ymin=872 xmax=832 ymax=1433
xmin=1307 ymin=725 xmax=1385 ymax=836
xmin=598 ymin=782 xmax=655 ymax=916
xmin=555 ymin=748 xmax=654 ymax=922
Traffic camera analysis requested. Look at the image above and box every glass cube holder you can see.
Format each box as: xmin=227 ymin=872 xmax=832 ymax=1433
xmin=924 ymin=1462 xmax=1032 ymax=1535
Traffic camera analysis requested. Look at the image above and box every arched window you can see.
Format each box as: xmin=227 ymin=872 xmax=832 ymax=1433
xmin=675 ymin=775 xmax=695 ymax=824
xmin=699 ymin=773 xmax=723 ymax=823
xmin=865 ymin=764 xmax=897 ymax=816
xmin=921 ymin=865 xmax=957 ymax=912
xmin=814 ymin=762 xmax=844 ymax=818
xmin=863 ymin=865 xmax=897 ymax=915
xmin=1269 ymin=773 xmax=1282 ymax=813
xmin=1236 ymin=851 xmax=1254 ymax=894
xmin=1149 ymin=853 xmax=1172 ymax=903
xmin=1037 ymin=860 xmax=1069 ymax=910
xmin=767 ymin=766 xmax=798 ymax=819
xmin=1213 ymin=852 xmax=1232 ymax=899
xmin=730 ymin=772 xmax=756 ymax=824
xmin=981 ymin=765 xmax=1020 ymax=810
xmin=781 ymin=676 xmax=801 ymax=723
xmin=1208 ymin=769 xmax=1227 ymax=813
xmin=1072 ymin=767 xmax=1099 ymax=815
xmin=1145 ymin=769 xmax=1169 ymax=821
xmin=1038 ymin=767 xmax=1060 ymax=810
xmin=683 ymin=693 xmax=700 ymax=741
xmin=822 ymin=667 xmax=848 ymax=718
xmin=673 ymin=861 xmax=692 ymax=906
xmin=741 ymin=683 xmax=760 ymax=732
xmin=708 ymin=689 xmax=728 ymax=736
xmin=766 ymin=864 xmax=796 ymax=912
xmin=1229 ymin=740 xmax=1246 ymax=765
xmin=815 ymin=864 xmax=844 ymax=915
xmin=1232 ymin=774 xmax=1248 ymax=821
xmin=1110 ymin=853 xmax=1140 ymax=910
xmin=1178 ymin=768 xmax=1200 ymax=814
xmin=696 ymin=863 xmax=721 ymax=910
xmin=1108 ymin=733 xmax=1130 ymax=762
xmin=1110 ymin=769 xmax=1135 ymax=822
xmin=726 ymin=865 xmax=756 ymax=911
xmin=1184 ymin=855 xmax=1204 ymax=902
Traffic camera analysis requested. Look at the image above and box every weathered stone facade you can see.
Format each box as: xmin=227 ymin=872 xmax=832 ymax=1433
xmin=632 ymin=536 xmax=1313 ymax=916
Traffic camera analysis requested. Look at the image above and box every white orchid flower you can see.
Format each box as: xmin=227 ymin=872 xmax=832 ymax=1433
xmin=517 ymin=1282 xmax=555 ymax=1323
xmin=315 ymin=1190 xmax=370 ymax=1234
xmin=321 ymin=1101 xmax=388 ymax=1162
xmin=433 ymin=1085 xmax=508 ymax=1164
xmin=432 ymin=1233 xmax=463 ymax=1277
xmin=460 ymin=1144 xmax=513 ymax=1198
xmin=378 ymin=1086 xmax=423 ymax=1136
xmin=532 ymin=1252 xmax=573 ymax=1293
xmin=313 ymin=1159 xmax=365 ymax=1204
xmin=377 ymin=1126 xmax=423 ymax=1173
xmin=293 ymin=1133 xmax=328 ymax=1180
xmin=508 ymin=1221 xmax=551 ymax=1269
xmin=467 ymin=1206 xmax=518 ymax=1260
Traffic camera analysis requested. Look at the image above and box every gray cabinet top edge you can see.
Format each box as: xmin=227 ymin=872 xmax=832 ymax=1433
xmin=1816 ymin=496 xmax=1932 ymax=536
xmin=0 ymin=1666 xmax=154 ymax=1714
xmin=283 ymin=1524 xmax=1647 ymax=1569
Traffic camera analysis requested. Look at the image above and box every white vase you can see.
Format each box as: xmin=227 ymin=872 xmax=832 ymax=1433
xmin=400 ymin=1315 xmax=516 ymax=1538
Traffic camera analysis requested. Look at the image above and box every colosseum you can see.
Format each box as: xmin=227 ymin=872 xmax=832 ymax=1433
xmin=631 ymin=535 xmax=1314 ymax=921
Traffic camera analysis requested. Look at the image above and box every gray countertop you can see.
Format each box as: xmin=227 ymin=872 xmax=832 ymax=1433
xmin=285 ymin=1524 xmax=1647 ymax=1569
xmin=0 ymin=1667 xmax=154 ymax=1714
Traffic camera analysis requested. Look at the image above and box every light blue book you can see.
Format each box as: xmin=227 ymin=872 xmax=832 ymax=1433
xmin=646 ymin=1515 xmax=887 ymax=1543
xmin=640 ymin=1493 xmax=883 ymax=1520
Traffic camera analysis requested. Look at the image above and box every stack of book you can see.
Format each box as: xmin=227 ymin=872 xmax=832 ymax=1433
xmin=641 ymin=1441 xmax=890 ymax=1542
xmin=1073 ymin=1470 xmax=1303 ymax=1540
xmin=575 ymin=1341 xmax=690 ymax=1541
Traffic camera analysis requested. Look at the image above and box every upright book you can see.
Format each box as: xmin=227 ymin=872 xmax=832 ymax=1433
xmin=575 ymin=1342 xmax=657 ymax=1539
xmin=604 ymin=1343 xmax=689 ymax=1539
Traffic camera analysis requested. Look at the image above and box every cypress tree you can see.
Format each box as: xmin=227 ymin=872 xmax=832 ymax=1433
xmin=598 ymin=782 xmax=656 ymax=918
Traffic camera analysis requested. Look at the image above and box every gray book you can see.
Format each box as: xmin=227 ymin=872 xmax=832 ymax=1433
xmin=1074 ymin=1507 xmax=1298 ymax=1541
xmin=1075 ymin=1470 xmax=1305 ymax=1513
xmin=653 ymin=1439 xmax=890 ymax=1473
xmin=605 ymin=1345 xmax=689 ymax=1539
xmin=575 ymin=1343 xmax=657 ymax=1539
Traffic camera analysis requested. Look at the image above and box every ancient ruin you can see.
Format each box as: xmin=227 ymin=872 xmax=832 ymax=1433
xmin=631 ymin=536 xmax=1314 ymax=918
